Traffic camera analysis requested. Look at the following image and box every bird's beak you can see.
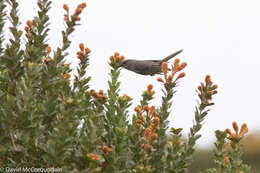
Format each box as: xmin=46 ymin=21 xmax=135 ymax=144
xmin=118 ymin=62 xmax=123 ymax=67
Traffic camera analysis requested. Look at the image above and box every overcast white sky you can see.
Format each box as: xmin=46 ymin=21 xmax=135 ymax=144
xmin=15 ymin=0 xmax=260 ymax=148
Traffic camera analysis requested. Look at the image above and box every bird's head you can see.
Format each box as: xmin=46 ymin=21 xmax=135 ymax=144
xmin=119 ymin=60 xmax=134 ymax=70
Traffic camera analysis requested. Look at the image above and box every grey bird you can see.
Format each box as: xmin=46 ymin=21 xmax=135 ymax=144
xmin=119 ymin=49 xmax=183 ymax=76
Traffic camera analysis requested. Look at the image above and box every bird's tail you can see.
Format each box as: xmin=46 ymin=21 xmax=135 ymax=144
xmin=161 ymin=49 xmax=183 ymax=62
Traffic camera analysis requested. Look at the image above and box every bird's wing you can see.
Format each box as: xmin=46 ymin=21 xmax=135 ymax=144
xmin=151 ymin=60 xmax=161 ymax=68
xmin=150 ymin=60 xmax=163 ymax=75
xmin=161 ymin=49 xmax=183 ymax=63
xmin=131 ymin=60 xmax=161 ymax=75
xmin=131 ymin=61 xmax=151 ymax=75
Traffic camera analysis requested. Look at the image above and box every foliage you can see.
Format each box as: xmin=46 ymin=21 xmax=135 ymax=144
xmin=0 ymin=1 xmax=251 ymax=172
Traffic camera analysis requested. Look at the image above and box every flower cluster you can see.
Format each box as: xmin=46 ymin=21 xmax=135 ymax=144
xmin=122 ymin=93 xmax=132 ymax=100
xmin=102 ymin=145 xmax=112 ymax=155
xmin=88 ymin=145 xmax=112 ymax=162
xmin=91 ymin=89 xmax=108 ymax=101
xmin=144 ymin=84 xmax=155 ymax=95
xmin=72 ymin=3 xmax=86 ymax=20
xmin=109 ymin=52 xmax=125 ymax=68
xmin=63 ymin=3 xmax=87 ymax=22
xmin=89 ymin=153 xmax=99 ymax=161
xmin=197 ymin=75 xmax=218 ymax=105
xmin=225 ymin=122 xmax=248 ymax=140
xmin=134 ymin=104 xmax=160 ymax=153
xmin=224 ymin=155 xmax=247 ymax=173
xmin=157 ymin=58 xmax=187 ymax=83
xmin=224 ymin=156 xmax=229 ymax=166
xmin=76 ymin=43 xmax=91 ymax=60
xmin=44 ymin=45 xmax=52 ymax=63
xmin=139 ymin=84 xmax=156 ymax=103
xmin=24 ymin=20 xmax=33 ymax=39
xmin=223 ymin=154 xmax=246 ymax=173
xmin=66 ymin=99 xmax=73 ymax=104
xmin=118 ymin=93 xmax=132 ymax=106
xmin=64 ymin=73 xmax=71 ymax=79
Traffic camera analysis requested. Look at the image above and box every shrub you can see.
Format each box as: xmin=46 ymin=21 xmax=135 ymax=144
xmin=0 ymin=1 xmax=250 ymax=172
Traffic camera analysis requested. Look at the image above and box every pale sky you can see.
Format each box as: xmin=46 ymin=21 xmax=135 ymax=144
xmin=15 ymin=0 xmax=260 ymax=147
